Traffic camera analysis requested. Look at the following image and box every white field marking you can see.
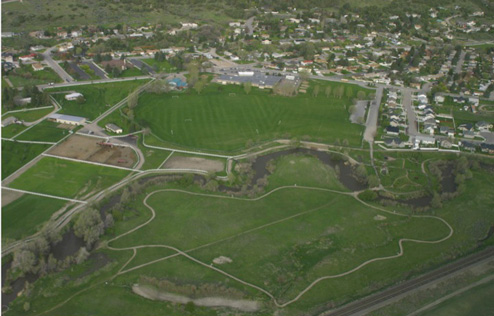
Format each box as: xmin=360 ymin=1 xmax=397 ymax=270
xmin=2 ymin=187 xmax=87 ymax=204
xmin=41 ymin=153 xmax=142 ymax=173
xmin=158 ymin=151 xmax=174 ymax=169
xmin=1 ymin=105 xmax=54 ymax=117
xmin=142 ymin=136 xmax=231 ymax=159
xmin=1 ymin=138 xmax=57 ymax=145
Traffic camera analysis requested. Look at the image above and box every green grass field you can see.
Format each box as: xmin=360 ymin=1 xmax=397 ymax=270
xmin=8 ymin=157 xmax=131 ymax=199
xmin=1 ymin=123 xmax=28 ymax=139
xmin=7 ymin=67 xmax=62 ymax=87
xmin=5 ymin=150 xmax=494 ymax=315
xmin=418 ymin=279 xmax=494 ymax=316
xmin=141 ymin=59 xmax=175 ymax=72
xmin=48 ymin=80 xmax=149 ymax=120
xmin=138 ymin=135 xmax=173 ymax=170
xmin=15 ymin=120 xmax=69 ymax=142
xmin=135 ymin=80 xmax=372 ymax=152
xmin=2 ymin=194 xmax=67 ymax=241
xmin=1 ymin=140 xmax=50 ymax=179
xmin=118 ymin=67 xmax=145 ymax=78
xmin=2 ymin=107 xmax=54 ymax=123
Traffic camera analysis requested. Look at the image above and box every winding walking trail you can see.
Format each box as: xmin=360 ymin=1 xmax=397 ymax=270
xmin=104 ymin=185 xmax=454 ymax=309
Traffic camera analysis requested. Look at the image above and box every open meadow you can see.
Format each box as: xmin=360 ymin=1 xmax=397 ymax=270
xmin=135 ymin=80 xmax=372 ymax=153
xmin=48 ymin=80 xmax=149 ymax=120
xmin=1 ymin=140 xmax=50 ymax=179
xmin=15 ymin=120 xmax=70 ymax=143
xmin=2 ymin=194 xmax=67 ymax=242
xmin=8 ymin=156 xmax=131 ymax=199
xmin=8 ymin=150 xmax=494 ymax=316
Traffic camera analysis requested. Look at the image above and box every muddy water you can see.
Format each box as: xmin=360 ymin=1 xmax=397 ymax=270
xmin=52 ymin=231 xmax=85 ymax=260
xmin=249 ymin=148 xmax=367 ymax=191
xmin=376 ymin=194 xmax=432 ymax=208
xmin=2 ymin=230 xmax=85 ymax=308
xmin=440 ymin=163 xmax=457 ymax=194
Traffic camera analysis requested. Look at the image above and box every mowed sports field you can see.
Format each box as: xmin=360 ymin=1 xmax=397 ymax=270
xmin=136 ymin=80 xmax=372 ymax=152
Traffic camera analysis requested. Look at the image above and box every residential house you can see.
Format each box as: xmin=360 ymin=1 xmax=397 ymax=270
xmin=385 ymin=126 xmax=400 ymax=135
xmin=461 ymin=141 xmax=477 ymax=152
xmin=32 ymin=63 xmax=44 ymax=71
xmin=475 ymin=121 xmax=493 ymax=131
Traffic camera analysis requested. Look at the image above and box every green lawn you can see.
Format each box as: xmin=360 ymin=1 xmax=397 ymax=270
xmin=48 ymin=80 xmax=149 ymax=120
xmin=1 ymin=123 xmax=28 ymax=139
xmin=141 ymin=59 xmax=175 ymax=72
xmin=2 ymin=107 xmax=54 ymax=123
xmin=7 ymin=66 xmax=62 ymax=87
xmin=118 ymin=67 xmax=145 ymax=78
xmin=79 ymin=64 xmax=100 ymax=80
xmin=418 ymin=279 xmax=494 ymax=316
xmin=5 ymin=150 xmax=494 ymax=316
xmin=16 ymin=120 xmax=69 ymax=142
xmin=2 ymin=194 xmax=67 ymax=241
xmin=265 ymin=154 xmax=349 ymax=191
xmin=8 ymin=157 xmax=131 ymax=199
xmin=1 ymin=140 xmax=49 ymax=179
xmin=135 ymin=80 xmax=372 ymax=152
xmin=138 ymin=135 xmax=173 ymax=170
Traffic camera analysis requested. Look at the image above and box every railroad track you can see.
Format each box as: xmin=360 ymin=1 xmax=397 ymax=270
xmin=322 ymin=247 xmax=494 ymax=316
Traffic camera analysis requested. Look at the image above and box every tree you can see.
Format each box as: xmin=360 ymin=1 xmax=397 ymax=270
xmin=431 ymin=191 xmax=442 ymax=209
xmin=74 ymin=208 xmax=104 ymax=249
xmin=12 ymin=249 xmax=37 ymax=274
xmin=312 ymin=85 xmax=320 ymax=97
xmin=244 ymin=81 xmax=252 ymax=94
xmin=75 ymin=247 xmax=90 ymax=264
xmin=127 ymin=89 xmax=139 ymax=109
xmin=357 ymin=90 xmax=366 ymax=100
xmin=186 ymin=62 xmax=199 ymax=87
xmin=345 ymin=86 xmax=353 ymax=99
xmin=193 ymin=78 xmax=206 ymax=94
xmin=325 ymin=85 xmax=332 ymax=98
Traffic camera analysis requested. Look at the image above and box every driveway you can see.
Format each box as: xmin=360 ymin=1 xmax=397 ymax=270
xmin=129 ymin=59 xmax=156 ymax=75
xmin=82 ymin=61 xmax=108 ymax=79
xmin=364 ymin=86 xmax=383 ymax=142
xmin=68 ymin=62 xmax=90 ymax=80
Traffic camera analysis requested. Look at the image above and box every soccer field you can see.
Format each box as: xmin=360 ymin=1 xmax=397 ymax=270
xmin=135 ymin=81 xmax=372 ymax=152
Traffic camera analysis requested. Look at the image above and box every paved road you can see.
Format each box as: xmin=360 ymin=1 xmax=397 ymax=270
xmin=245 ymin=16 xmax=255 ymax=35
xmin=402 ymin=88 xmax=418 ymax=137
xmin=364 ymin=86 xmax=383 ymax=142
xmin=321 ymin=247 xmax=494 ymax=316
xmin=38 ymin=75 xmax=152 ymax=90
xmin=41 ymin=46 xmax=75 ymax=83
xmin=455 ymin=50 xmax=466 ymax=74
xmin=2 ymin=187 xmax=88 ymax=204
xmin=129 ymin=58 xmax=156 ymax=75
xmin=82 ymin=61 xmax=108 ymax=79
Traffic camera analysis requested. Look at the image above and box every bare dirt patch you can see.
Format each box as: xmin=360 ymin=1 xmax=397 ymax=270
xmin=213 ymin=256 xmax=233 ymax=265
xmin=56 ymin=123 xmax=77 ymax=130
xmin=374 ymin=215 xmax=387 ymax=221
xmin=1 ymin=189 xmax=24 ymax=207
xmin=163 ymin=155 xmax=224 ymax=173
xmin=48 ymin=135 xmax=136 ymax=168
xmin=132 ymin=284 xmax=260 ymax=312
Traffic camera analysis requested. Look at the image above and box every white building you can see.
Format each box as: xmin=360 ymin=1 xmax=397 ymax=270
xmin=65 ymin=92 xmax=84 ymax=101
xmin=48 ymin=114 xmax=86 ymax=125
xmin=105 ymin=123 xmax=123 ymax=134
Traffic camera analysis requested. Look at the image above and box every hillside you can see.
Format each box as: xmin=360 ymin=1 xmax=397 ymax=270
xmin=2 ymin=0 xmax=492 ymax=32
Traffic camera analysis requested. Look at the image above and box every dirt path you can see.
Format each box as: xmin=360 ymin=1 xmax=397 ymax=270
xmin=104 ymin=186 xmax=453 ymax=309
xmin=132 ymin=284 xmax=260 ymax=312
